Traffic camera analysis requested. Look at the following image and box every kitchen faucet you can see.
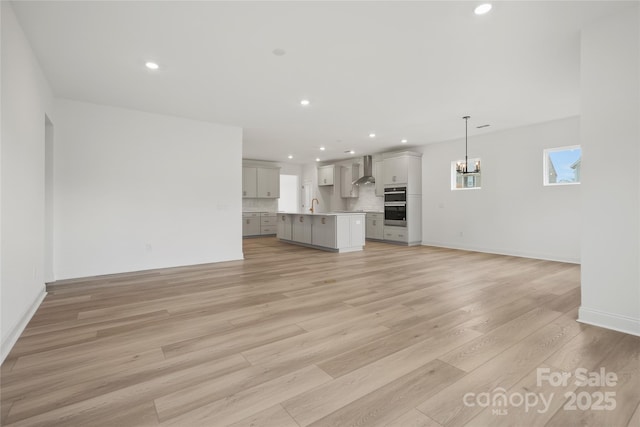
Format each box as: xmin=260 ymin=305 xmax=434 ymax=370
xmin=310 ymin=198 xmax=319 ymax=214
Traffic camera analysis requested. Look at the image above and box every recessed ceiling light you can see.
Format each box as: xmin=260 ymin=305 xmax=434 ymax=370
xmin=474 ymin=3 xmax=492 ymax=15
xmin=316 ymin=158 xmax=320 ymax=162
xmin=320 ymin=146 xmax=326 ymax=151
xmin=401 ymin=139 xmax=408 ymax=143
xmin=350 ymin=150 xmax=355 ymax=154
xmin=369 ymin=133 xmax=376 ymax=138
xmin=145 ymin=61 xmax=159 ymax=70
xmin=288 ymin=155 xmax=293 ymax=159
xmin=300 ymin=99 xmax=310 ymax=106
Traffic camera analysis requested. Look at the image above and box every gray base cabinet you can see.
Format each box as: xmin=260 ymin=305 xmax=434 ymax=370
xmin=277 ymin=212 xmax=365 ymax=252
xmin=276 ymin=214 xmax=293 ymax=240
xmin=243 ymin=212 xmax=277 ymax=237
xmin=365 ymin=213 xmax=384 ymax=240
xmin=291 ymin=214 xmax=312 ymax=244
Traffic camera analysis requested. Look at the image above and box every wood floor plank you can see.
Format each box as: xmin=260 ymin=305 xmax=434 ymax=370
xmin=308 ymin=359 xmax=464 ymax=427
xmin=439 ymin=307 xmax=564 ymax=372
xmin=1 ymin=238 xmax=635 ymax=427
xmin=462 ymin=326 xmax=625 ymax=426
xmin=161 ymin=321 xmax=305 ymax=360
xmin=159 ymin=365 xmax=332 ymax=426
xmin=544 ymin=334 xmax=640 ymax=427
xmin=5 ymin=353 xmax=249 ymax=424
xmin=242 ymin=323 xmax=389 ymax=366
xmin=627 ymin=402 xmax=640 ymax=427
xmin=385 ymin=409 xmax=442 ymax=427
xmin=296 ymin=304 xmax=409 ymax=332
xmin=226 ymin=404 xmax=300 ymax=427
xmin=417 ymin=314 xmax=584 ymax=427
xmin=282 ymin=326 xmax=483 ymax=426
xmin=317 ymin=309 xmax=475 ymax=378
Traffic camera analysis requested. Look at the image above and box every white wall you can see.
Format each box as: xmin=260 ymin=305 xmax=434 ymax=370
xmin=54 ymin=99 xmax=243 ymax=280
xmin=1 ymin=1 xmax=54 ymax=361
xmin=421 ymin=117 xmax=581 ymax=263
xmin=579 ymin=5 xmax=639 ymax=336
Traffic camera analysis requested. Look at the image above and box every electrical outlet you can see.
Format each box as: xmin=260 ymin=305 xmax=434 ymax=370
xmin=459 ymin=231 xmax=464 ymax=237
xmin=145 ymin=244 xmax=153 ymax=252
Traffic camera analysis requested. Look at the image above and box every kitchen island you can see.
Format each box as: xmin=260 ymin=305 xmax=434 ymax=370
xmin=276 ymin=212 xmax=366 ymax=253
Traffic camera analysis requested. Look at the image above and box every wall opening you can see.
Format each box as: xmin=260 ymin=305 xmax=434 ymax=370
xmin=278 ymin=174 xmax=299 ymax=212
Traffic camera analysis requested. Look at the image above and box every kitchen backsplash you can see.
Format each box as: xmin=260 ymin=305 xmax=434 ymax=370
xmin=243 ymin=199 xmax=278 ymax=212
xmin=347 ymin=185 xmax=384 ymax=212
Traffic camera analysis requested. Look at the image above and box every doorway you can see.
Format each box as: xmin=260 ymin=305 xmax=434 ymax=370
xmin=278 ymin=174 xmax=299 ymax=212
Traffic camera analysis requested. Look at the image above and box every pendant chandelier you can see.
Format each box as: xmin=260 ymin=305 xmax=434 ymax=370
xmin=456 ymin=115 xmax=481 ymax=174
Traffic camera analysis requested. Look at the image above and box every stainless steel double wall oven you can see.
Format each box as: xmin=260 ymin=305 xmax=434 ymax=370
xmin=384 ymin=186 xmax=407 ymax=227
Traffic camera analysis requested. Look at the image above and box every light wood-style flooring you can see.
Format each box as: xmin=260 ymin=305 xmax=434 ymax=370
xmin=1 ymin=238 xmax=639 ymax=426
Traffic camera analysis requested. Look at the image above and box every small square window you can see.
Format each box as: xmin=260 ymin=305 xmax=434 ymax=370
xmin=544 ymin=146 xmax=581 ymax=186
xmin=451 ymin=158 xmax=481 ymax=190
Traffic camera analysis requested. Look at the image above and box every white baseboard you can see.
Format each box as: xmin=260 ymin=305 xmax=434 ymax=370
xmin=1 ymin=287 xmax=47 ymax=364
xmin=421 ymin=241 xmax=580 ymax=264
xmin=578 ymin=306 xmax=640 ymax=337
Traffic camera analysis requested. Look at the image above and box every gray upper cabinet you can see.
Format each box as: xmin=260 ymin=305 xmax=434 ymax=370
xmin=243 ymin=164 xmax=280 ymax=198
xmin=257 ymin=167 xmax=280 ymax=198
xmin=374 ymin=159 xmax=384 ymax=196
xmin=382 ymin=151 xmax=422 ymax=195
xmin=242 ymin=167 xmax=257 ymax=198
xmin=340 ymin=165 xmax=359 ymax=198
xmin=318 ymin=165 xmax=335 ymax=186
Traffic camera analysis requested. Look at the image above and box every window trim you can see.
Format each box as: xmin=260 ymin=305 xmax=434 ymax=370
xmin=543 ymin=145 xmax=581 ymax=186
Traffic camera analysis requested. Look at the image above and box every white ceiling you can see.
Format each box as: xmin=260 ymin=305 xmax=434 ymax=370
xmin=11 ymin=0 xmax=633 ymax=164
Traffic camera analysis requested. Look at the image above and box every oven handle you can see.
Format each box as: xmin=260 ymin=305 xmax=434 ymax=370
xmin=384 ymin=202 xmax=407 ymax=207
xmin=384 ymin=191 xmax=406 ymax=195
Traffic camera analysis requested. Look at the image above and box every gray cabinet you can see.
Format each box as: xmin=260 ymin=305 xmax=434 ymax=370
xmin=382 ymin=151 xmax=422 ymax=195
xmin=340 ymin=165 xmax=359 ymax=198
xmin=260 ymin=213 xmax=277 ymax=235
xmin=242 ymin=167 xmax=257 ymax=198
xmin=374 ymin=160 xmax=384 ymax=197
xmin=383 ymin=226 xmax=409 ymax=243
xmin=277 ymin=213 xmax=365 ymax=252
xmin=383 ymin=156 xmax=409 ymax=185
xmin=366 ymin=213 xmax=384 ymax=240
xmin=277 ymin=214 xmax=292 ymax=240
xmin=292 ymin=214 xmax=312 ymax=244
xmin=318 ymin=165 xmax=335 ymax=186
xmin=312 ymin=215 xmax=337 ymax=248
xmin=243 ymin=212 xmax=277 ymax=236
xmin=242 ymin=212 xmax=260 ymax=236
xmin=243 ymin=165 xmax=280 ymax=198
xmin=257 ymin=168 xmax=280 ymax=198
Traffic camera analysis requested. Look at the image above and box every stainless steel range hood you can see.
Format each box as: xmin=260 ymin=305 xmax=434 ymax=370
xmin=352 ymin=155 xmax=375 ymax=185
